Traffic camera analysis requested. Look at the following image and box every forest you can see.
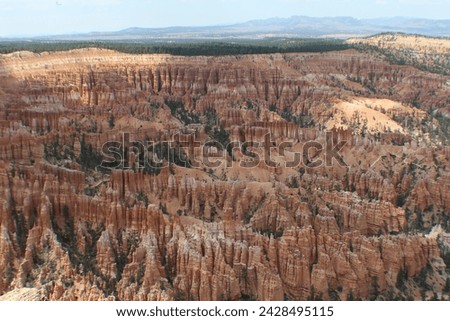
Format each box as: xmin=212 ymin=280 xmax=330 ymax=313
xmin=0 ymin=38 xmax=349 ymax=56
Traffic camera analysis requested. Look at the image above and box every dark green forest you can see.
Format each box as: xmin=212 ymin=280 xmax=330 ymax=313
xmin=0 ymin=38 xmax=349 ymax=56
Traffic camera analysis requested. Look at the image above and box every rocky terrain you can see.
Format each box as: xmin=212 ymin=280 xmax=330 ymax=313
xmin=0 ymin=41 xmax=449 ymax=301
xmin=348 ymin=33 xmax=450 ymax=76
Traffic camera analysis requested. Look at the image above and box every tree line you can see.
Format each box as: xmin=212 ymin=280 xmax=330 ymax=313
xmin=0 ymin=38 xmax=349 ymax=56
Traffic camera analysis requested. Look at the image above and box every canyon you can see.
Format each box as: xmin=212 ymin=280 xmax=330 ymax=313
xmin=0 ymin=37 xmax=449 ymax=301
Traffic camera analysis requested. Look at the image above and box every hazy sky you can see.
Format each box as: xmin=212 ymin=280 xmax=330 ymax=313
xmin=0 ymin=0 xmax=449 ymax=37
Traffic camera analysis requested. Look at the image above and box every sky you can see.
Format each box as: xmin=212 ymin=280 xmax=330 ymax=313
xmin=0 ymin=0 xmax=449 ymax=37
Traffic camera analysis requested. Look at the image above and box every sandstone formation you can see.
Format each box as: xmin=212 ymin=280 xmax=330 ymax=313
xmin=0 ymin=43 xmax=449 ymax=301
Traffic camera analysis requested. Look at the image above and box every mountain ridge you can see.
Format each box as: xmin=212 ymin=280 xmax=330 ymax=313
xmin=4 ymin=15 xmax=450 ymax=41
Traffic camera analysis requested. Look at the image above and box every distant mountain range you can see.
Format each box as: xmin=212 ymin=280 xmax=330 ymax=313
xmin=6 ymin=16 xmax=450 ymax=41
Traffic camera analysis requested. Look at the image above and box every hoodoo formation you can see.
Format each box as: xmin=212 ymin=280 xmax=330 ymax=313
xmin=0 ymin=35 xmax=449 ymax=301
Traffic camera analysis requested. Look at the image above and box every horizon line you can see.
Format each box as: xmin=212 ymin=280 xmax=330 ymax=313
xmin=1 ymin=14 xmax=450 ymax=39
